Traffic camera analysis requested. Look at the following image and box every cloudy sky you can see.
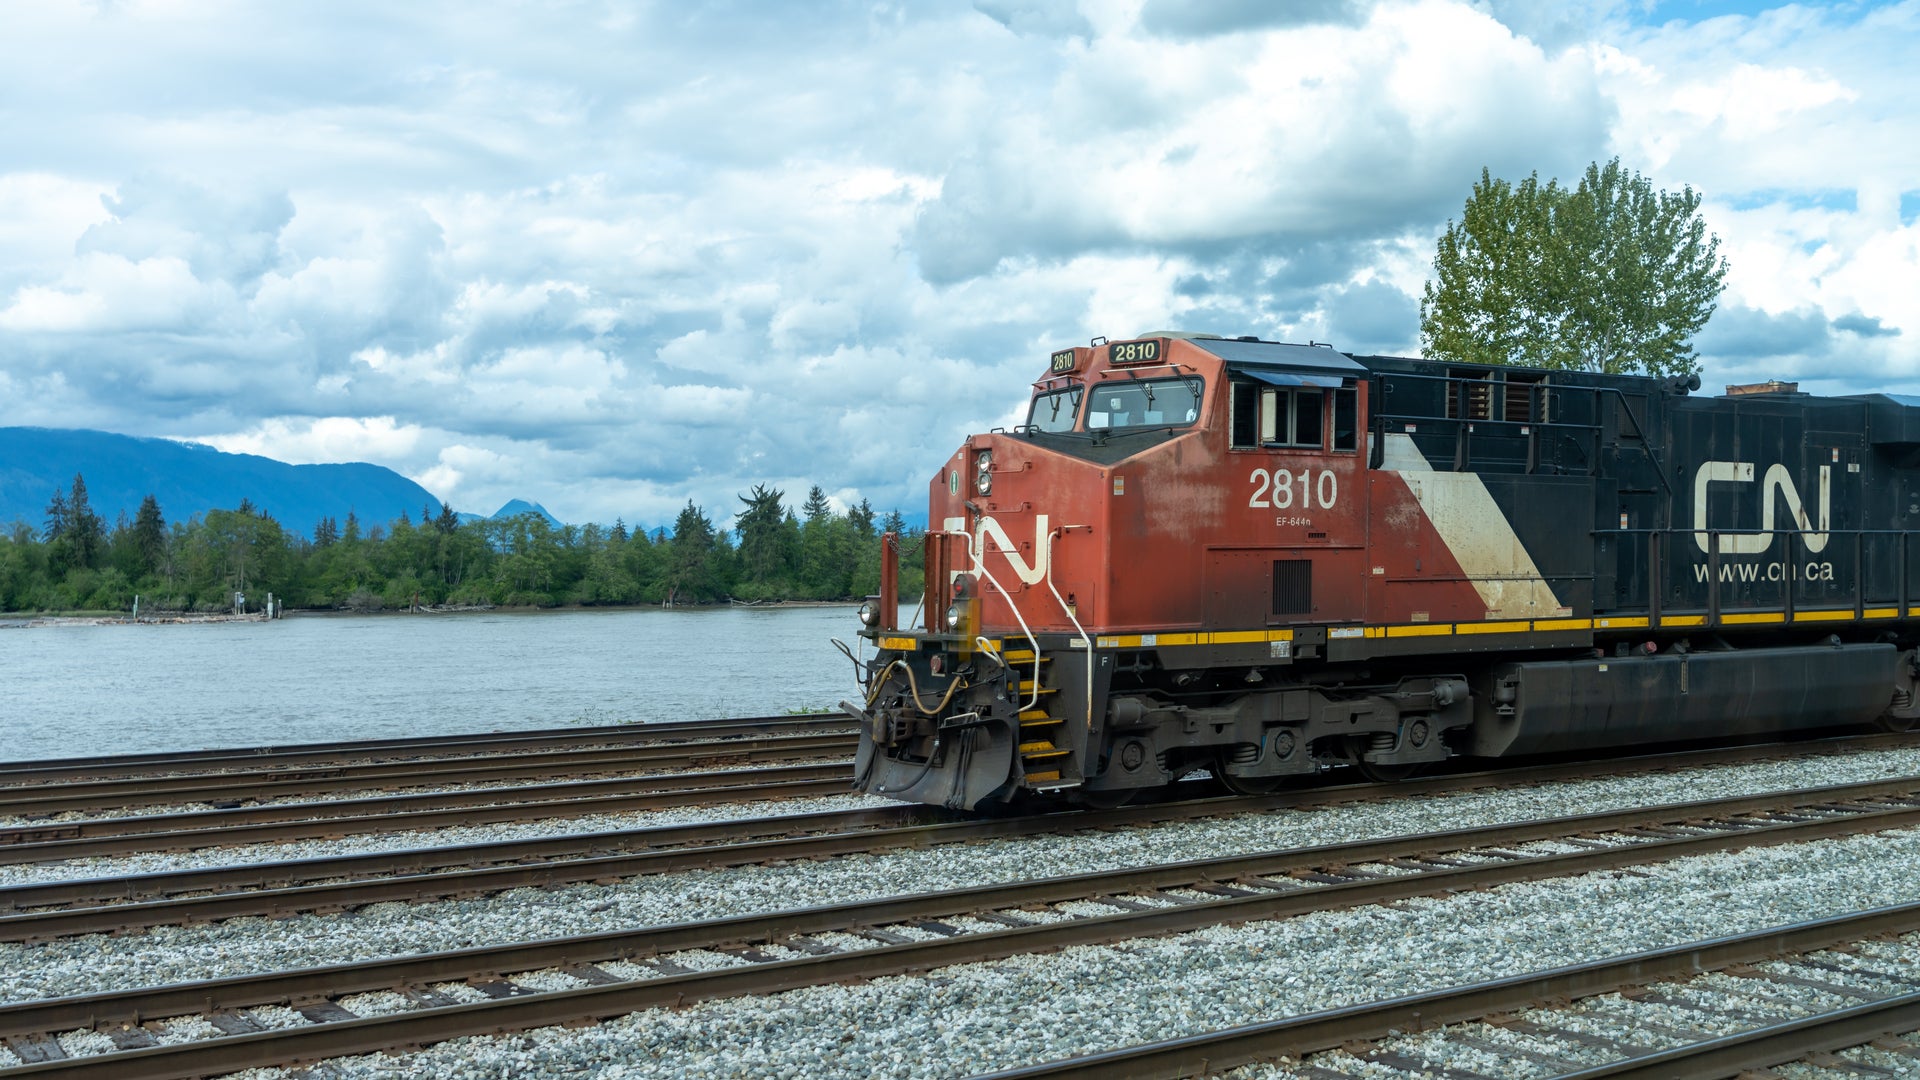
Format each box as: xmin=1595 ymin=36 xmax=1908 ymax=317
xmin=2 ymin=0 xmax=1916 ymax=530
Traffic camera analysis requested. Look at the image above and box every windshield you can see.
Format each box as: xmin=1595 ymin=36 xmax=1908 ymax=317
xmin=1085 ymin=378 xmax=1202 ymax=431
xmin=1027 ymin=386 xmax=1083 ymax=433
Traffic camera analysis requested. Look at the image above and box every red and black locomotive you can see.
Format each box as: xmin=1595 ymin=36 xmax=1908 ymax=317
xmin=849 ymin=333 xmax=1920 ymax=809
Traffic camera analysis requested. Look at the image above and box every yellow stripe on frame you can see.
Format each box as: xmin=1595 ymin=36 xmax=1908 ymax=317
xmin=1719 ymin=612 xmax=1783 ymax=625
xmin=878 ymin=636 xmax=920 ymax=651
xmin=1093 ymin=629 xmax=1304 ymax=648
xmin=1659 ymin=615 xmax=1708 ymax=627
xmin=1793 ymin=609 xmax=1858 ymax=623
xmin=1454 ymin=620 xmax=1530 ymax=635
xmin=1531 ymin=618 xmax=1591 ymax=632
xmin=1386 ymin=623 xmax=1455 ymax=637
xmin=1864 ymin=607 xmax=1900 ymax=619
xmin=1594 ymin=617 xmax=1649 ymax=629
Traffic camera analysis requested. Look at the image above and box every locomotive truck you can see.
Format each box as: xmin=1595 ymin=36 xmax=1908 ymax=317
xmin=848 ymin=333 xmax=1920 ymax=809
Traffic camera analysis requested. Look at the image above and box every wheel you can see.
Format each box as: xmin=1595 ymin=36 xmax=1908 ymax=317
xmin=1876 ymin=711 xmax=1920 ymax=734
xmin=1212 ymin=748 xmax=1292 ymax=796
xmin=1346 ymin=735 xmax=1420 ymax=783
xmin=1078 ymin=787 xmax=1144 ymax=809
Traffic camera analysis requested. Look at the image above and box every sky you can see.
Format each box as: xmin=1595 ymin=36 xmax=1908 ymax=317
xmin=1 ymin=0 xmax=1917 ymax=531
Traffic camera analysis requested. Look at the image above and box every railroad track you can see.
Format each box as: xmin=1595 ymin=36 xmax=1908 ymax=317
xmin=4 ymin=733 xmax=1910 ymax=940
xmin=0 ymin=726 xmax=856 ymax=824
xmin=0 ymin=713 xmax=856 ymax=789
xmin=0 ymin=759 xmax=857 ymax=862
xmin=4 ymin=770 xmax=1919 ymax=1076
xmin=984 ymin=906 xmax=1920 ymax=1079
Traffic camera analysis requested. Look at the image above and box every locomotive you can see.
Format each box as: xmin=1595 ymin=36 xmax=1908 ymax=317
xmin=847 ymin=333 xmax=1920 ymax=809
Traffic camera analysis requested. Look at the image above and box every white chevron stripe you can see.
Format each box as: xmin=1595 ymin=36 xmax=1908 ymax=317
xmin=1381 ymin=433 xmax=1566 ymax=620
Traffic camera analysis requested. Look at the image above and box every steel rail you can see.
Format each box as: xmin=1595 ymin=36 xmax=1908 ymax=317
xmin=0 ymin=737 xmax=1913 ymax=937
xmin=1 ymin=777 xmax=1917 ymax=1044
xmin=0 ymin=714 xmax=854 ymax=783
xmin=2 ymin=724 xmax=1902 ymax=819
xmin=0 ymin=762 xmax=853 ymax=849
xmin=1554 ymin=992 xmax=1920 ymax=1078
xmin=0 ymin=770 xmax=858 ymax=865
xmin=971 ymin=902 xmax=1920 ymax=1080
xmin=6 ymin=791 xmax=1920 ymax=1077
xmin=0 ymin=732 xmax=858 ymax=815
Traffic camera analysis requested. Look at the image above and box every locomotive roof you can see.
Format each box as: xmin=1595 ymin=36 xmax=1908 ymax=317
xmin=1186 ymin=338 xmax=1366 ymax=376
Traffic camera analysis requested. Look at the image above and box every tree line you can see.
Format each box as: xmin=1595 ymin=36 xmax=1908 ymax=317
xmin=0 ymin=474 xmax=929 ymax=614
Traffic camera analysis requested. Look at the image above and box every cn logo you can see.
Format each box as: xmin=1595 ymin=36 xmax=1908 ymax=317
xmin=1692 ymin=461 xmax=1831 ymax=554
xmin=943 ymin=514 xmax=1051 ymax=585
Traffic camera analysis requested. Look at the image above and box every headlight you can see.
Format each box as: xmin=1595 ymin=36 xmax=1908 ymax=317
xmin=975 ymin=451 xmax=993 ymax=495
xmin=945 ymin=603 xmax=961 ymax=630
xmin=857 ymin=599 xmax=879 ymax=627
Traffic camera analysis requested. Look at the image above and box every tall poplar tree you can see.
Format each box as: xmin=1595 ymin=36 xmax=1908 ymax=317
xmin=1421 ymin=158 xmax=1728 ymax=376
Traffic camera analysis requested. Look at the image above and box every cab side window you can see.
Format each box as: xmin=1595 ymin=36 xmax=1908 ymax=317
xmin=1230 ymin=382 xmax=1328 ymax=449
xmin=1332 ymin=387 xmax=1357 ymax=451
xmin=1230 ymin=382 xmax=1259 ymax=448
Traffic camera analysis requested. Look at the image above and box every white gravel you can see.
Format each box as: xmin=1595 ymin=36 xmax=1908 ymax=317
xmin=5 ymin=745 xmax=1918 ymax=1004
xmin=1224 ymin=940 xmax=1920 ymax=1078
xmin=215 ymin=826 xmax=1920 ymax=1078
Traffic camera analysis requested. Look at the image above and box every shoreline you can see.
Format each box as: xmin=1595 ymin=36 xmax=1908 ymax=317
xmin=1 ymin=600 xmax=860 ymax=627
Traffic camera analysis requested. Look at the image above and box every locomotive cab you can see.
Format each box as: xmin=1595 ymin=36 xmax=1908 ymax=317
xmin=850 ymin=334 xmax=1452 ymax=809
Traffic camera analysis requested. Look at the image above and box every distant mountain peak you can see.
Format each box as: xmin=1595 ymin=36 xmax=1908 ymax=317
xmin=491 ymin=499 xmax=563 ymax=527
xmin=0 ymin=426 xmax=443 ymax=538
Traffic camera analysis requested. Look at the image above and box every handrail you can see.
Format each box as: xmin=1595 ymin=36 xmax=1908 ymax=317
xmin=960 ymin=527 xmax=1046 ymax=714
xmin=1044 ymin=526 xmax=1096 ymax=727
xmin=1599 ymin=524 xmax=1920 ymax=630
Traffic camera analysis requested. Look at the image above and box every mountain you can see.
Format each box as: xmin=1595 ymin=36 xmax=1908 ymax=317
xmin=491 ymin=499 xmax=563 ymax=527
xmin=0 ymin=427 xmax=444 ymax=538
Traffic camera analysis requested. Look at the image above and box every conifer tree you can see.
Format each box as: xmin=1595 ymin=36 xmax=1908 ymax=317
xmin=133 ymin=495 xmax=167 ymax=575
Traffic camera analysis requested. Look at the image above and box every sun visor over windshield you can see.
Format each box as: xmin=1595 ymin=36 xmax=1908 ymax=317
xmin=1240 ymin=369 xmax=1343 ymax=388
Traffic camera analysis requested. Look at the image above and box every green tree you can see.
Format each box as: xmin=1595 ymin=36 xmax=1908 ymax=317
xmin=42 ymin=488 xmax=69 ymax=545
xmin=664 ymin=501 xmax=718 ymax=605
xmin=132 ymin=495 xmax=167 ymax=577
xmin=44 ymin=474 xmax=104 ymax=575
xmin=1421 ymin=158 xmax=1728 ymax=376
xmin=735 ymin=484 xmax=791 ymax=595
xmin=798 ymin=486 xmax=844 ymax=598
xmin=69 ymin=475 xmax=102 ymax=563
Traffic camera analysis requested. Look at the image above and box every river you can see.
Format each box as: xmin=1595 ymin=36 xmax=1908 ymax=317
xmin=1 ymin=606 xmax=878 ymax=761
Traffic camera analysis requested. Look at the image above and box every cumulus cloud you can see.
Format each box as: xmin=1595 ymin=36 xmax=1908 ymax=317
xmin=911 ymin=1 xmax=1610 ymax=284
xmin=0 ymin=0 xmax=1915 ymax=526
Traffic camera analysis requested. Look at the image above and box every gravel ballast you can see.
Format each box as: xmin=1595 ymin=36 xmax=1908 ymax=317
xmin=0 ymin=790 xmax=899 ymax=889
xmin=3 ymin=746 xmax=1920 ymax=1007
xmin=0 ymin=758 xmax=854 ymax=830
xmin=206 ymin=824 xmax=1920 ymax=1079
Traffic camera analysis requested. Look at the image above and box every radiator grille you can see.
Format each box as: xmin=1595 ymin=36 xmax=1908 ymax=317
xmin=1272 ymin=559 xmax=1312 ymax=615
